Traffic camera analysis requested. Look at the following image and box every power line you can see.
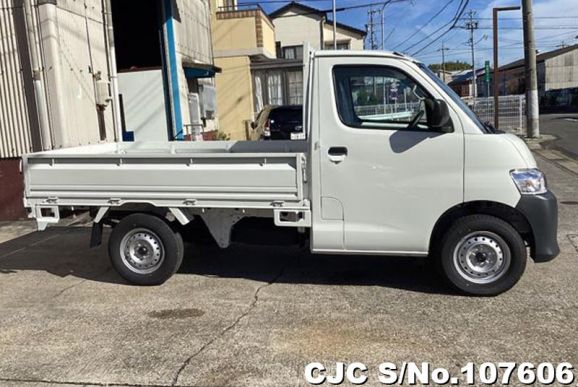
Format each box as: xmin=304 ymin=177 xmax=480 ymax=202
xmin=409 ymin=0 xmax=469 ymax=55
xmin=269 ymin=0 xmax=408 ymax=18
xmin=393 ymin=0 xmax=455 ymax=50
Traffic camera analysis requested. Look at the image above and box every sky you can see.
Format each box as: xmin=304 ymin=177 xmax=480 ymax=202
xmin=238 ymin=0 xmax=578 ymax=68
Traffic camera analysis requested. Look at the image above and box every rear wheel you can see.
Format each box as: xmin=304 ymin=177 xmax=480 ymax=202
xmin=108 ymin=213 xmax=184 ymax=285
xmin=438 ymin=215 xmax=527 ymax=296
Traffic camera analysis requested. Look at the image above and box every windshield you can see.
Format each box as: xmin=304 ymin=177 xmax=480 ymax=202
xmin=418 ymin=63 xmax=489 ymax=133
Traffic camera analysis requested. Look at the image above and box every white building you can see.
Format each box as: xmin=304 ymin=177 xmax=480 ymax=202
xmin=269 ymin=2 xmax=366 ymax=59
xmin=0 ymin=0 xmax=216 ymax=219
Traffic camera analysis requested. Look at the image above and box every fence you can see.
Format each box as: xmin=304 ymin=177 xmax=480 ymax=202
xmin=345 ymin=96 xmax=526 ymax=134
xmin=354 ymin=102 xmax=422 ymax=121
xmin=463 ymin=95 xmax=526 ymax=135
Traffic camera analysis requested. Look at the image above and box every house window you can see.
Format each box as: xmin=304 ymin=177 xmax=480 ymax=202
xmin=267 ymin=72 xmax=283 ymax=105
xmin=324 ymin=42 xmax=350 ymax=50
xmin=287 ymin=71 xmax=303 ymax=105
xmin=283 ymin=45 xmax=303 ymax=60
xmin=253 ymin=68 xmax=304 ymax=112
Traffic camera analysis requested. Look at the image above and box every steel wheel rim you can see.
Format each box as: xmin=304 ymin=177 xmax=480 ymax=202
xmin=453 ymin=231 xmax=511 ymax=284
xmin=120 ymin=228 xmax=165 ymax=274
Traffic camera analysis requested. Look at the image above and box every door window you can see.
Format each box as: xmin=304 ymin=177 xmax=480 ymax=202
xmin=333 ymin=66 xmax=434 ymax=131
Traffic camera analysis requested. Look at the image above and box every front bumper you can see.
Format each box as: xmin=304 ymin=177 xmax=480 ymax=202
xmin=516 ymin=191 xmax=560 ymax=262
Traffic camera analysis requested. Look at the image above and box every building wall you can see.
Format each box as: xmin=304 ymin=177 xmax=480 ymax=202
xmin=273 ymin=10 xmax=324 ymax=50
xmin=214 ymin=56 xmax=253 ymax=140
xmin=213 ymin=16 xmax=259 ymax=52
xmin=0 ymin=0 xmax=34 ymax=158
xmin=260 ymin=16 xmax=276 ymax=54
xmin=42 ymin=0 xmax=115 ymax=149
xmin=172 ymin=0 xmax=215 ymax=133
xmin=1 ymin=0 xmax=115 ymax=220
xmin=273 ymin=10 xmax=364 ymax=51
xmin=211 ymin=5 xmax=276 ymax=58
xmin=322 ymin=23 xmax=364 ymax=50
xmin=210 ymin=0 xmax=277 ymax=139
xmin=545 ymin=49 xmax=578 ymax=91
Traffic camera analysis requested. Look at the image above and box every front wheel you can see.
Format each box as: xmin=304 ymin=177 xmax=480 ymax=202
xmin=108 ymin=213 xmax=184 ymax=285
xmin=438 ymin=215 xmax=527 ymax=296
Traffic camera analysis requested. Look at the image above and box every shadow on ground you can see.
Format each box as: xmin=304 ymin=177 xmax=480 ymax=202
xmin=0 ymin=227 xmax=454 ymax=295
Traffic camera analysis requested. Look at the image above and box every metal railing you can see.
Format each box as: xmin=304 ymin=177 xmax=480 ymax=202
xmin=217 ymin=4 xmax=266 ymax=12
xmin=463 ymin=95 xmax=526 ymax=135
xmin=354 ymin=102 xmax=422 ymax=120
xmin=351 ymin=96 xmax=526 ymax=134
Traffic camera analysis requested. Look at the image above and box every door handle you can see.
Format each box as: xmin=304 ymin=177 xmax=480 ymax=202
xmin=328 ymin=147 xmax=348 ymax=163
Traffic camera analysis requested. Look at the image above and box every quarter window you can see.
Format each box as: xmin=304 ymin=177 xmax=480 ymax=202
xmin=333 ymin=66 xmax=433 ymax=131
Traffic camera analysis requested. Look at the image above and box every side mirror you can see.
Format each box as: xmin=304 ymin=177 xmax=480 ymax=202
xmin=424 ymin=99 xmax=452 ymax=133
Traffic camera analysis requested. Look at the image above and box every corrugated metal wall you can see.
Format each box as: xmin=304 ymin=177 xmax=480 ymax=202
xmin=174 ymin=0 xmax=214 ymax=130
xmin=1 ymin=0 xmax=115 ymax=159
xmin=42 ymin=0 xmax=115 ymax=148
xmin=175 ymin=0 xmax=213 ymax=65
xmin=0 ymin=0 xmax=33 ymax=158
xmin=545 ymin=49 xmax=578 ymax=91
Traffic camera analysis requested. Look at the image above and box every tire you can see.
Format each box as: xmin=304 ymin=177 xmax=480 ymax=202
xmin=108 ymin=213 xmax=184 ymax=285
xmin=438 ymin=215 xmax=527 ymax=296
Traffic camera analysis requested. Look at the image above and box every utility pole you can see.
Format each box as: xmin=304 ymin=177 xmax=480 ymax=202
xmin=379 ymin=5 xmax=385 ymax=50
xmin=493 ymin=6 xmax=520 ymax=129
xmin=438 ymin=42 xmax=450 ymax=83
xmin=332 ymin=0 xmax=337 ymax=49
xmin=522 ymin=0 xmax=540 ymax=138
xmin=464 ymin=10 xmax=479 ymax=101
xmin=367 ymin=7 xmax=380 ymax=50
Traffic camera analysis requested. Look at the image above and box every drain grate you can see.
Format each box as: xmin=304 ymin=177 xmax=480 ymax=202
xmin=561 ymin=201 xmax=578 ymax=206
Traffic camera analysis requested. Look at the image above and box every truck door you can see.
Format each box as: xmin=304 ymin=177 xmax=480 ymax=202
xmin=312 ymin=56 xmax=464 ymax=254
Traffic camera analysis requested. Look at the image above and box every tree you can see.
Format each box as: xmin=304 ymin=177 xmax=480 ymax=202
xmin=429 ymin=61 xmax=472 ymax=72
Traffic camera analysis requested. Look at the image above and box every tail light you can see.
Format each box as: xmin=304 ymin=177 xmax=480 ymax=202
xmin=263 ymin=119 xmax=271 ymax=137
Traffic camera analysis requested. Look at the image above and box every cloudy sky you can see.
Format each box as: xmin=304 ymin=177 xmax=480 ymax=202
xmin=239 ymin=0 xmax=578 ymax=68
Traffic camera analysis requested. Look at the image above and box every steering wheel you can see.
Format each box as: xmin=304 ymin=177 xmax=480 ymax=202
xmin=407 ymin=110 xmax=424 ymax=130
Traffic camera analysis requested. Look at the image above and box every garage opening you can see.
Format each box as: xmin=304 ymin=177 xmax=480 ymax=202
xmin=111 ymin=0 xmax=172 ymax=141
xmin=111 ymin=0 xmax=163 ymax=70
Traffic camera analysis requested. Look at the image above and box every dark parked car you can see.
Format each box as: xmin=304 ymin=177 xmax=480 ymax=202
xmin=252 ymin=105 xmax=304 ymax=140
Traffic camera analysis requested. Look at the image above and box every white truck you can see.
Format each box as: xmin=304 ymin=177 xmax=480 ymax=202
xmin=22 ymin=50 xmax=559 ymax=296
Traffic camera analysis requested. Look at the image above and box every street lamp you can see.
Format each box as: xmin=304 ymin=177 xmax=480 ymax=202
xmin=493 ymin=6 xmax=521 ymax=129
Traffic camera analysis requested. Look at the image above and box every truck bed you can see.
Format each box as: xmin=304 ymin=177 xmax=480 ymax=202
xmin=23 ymin=141 xmax=309 ymax=212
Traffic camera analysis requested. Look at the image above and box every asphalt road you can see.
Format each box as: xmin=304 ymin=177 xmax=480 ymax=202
xmin=0 ymin=155 xmax=577 ymax=387
xmin=540 ymin=113 xmax=578 ymax=158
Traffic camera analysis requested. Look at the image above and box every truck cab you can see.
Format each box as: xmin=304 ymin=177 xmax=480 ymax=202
xmin=307 ymin=50 xmax=558 ymax=295
xmin=23 ymin=49 xmax=559 ymax=296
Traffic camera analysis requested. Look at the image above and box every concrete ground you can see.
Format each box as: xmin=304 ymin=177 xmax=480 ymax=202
xmin=0 ymin=155 xmax=577 ymax=386
xmin=540 ymin=112 xmax=578 ymax=159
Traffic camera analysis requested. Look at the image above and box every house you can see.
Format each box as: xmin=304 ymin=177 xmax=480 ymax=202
xmin=499 ymin=44 xmax=578 ymax=96
xmin=270 ymin=1 xmax=366 ymax=59
xmin=0 ymin=0 xmax=216 ymax=220
xmin=210 ymin=0 xmax=277 ymax=140
xmin=448 ymin=68 xmax=490 ymax=98
xmin=448 ymin=45 xmax=578 ymax=100
xmin=210 ymin=0 xmax=367 ymax=140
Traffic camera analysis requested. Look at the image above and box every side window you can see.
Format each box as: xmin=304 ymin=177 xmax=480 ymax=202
xmin=334 ymin=66 xmax=433 ymax=131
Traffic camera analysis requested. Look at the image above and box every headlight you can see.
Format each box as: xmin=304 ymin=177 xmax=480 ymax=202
xmin=510 ymin=168 xmax=547 ymax=194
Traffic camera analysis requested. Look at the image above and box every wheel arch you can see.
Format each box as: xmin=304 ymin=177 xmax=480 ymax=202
xmin=429 ymin=201 xmax=533 ymax=256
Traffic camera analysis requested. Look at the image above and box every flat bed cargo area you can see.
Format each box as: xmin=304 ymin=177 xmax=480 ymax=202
xmin=23 ymin=141 xmax=309 ymax=211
